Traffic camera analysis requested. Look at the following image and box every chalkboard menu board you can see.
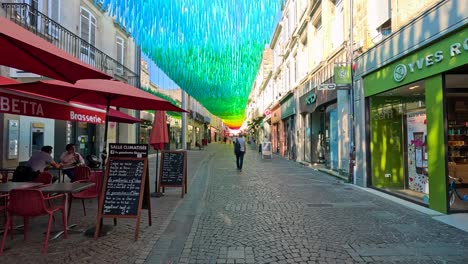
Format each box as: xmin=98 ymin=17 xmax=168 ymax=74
xmin=159 ymin=150 xmax=187 ymax=198
xmin=95 ymin=143 xmax=151 ymax=241
xmin=102 ymin=159 xmax=145 ymax=215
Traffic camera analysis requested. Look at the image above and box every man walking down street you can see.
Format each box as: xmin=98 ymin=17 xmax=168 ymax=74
xmin=234 ymin=133 xmax=246 ymax=171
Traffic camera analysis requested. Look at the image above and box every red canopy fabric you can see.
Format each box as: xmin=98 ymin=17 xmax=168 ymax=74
xmin=0 ymin=79 xmax=186 ymax=112
xmin=0 ymin=16 xmax=111 ymax=83
xmin=149 ymin=111 xmax=169 ymax=150
xmin=81 ymin=103 xmax=141 ymax=124
xmin=0 ymin=77 xmax=141 ymax=124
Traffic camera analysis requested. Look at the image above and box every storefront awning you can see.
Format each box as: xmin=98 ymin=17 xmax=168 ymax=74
xmin=0 ymin=77 xmax=141 ymax=124
xmin=0 ymin=16 xmax=111 ymax=83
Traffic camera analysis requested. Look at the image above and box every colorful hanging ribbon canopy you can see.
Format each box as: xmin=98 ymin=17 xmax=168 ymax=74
xmin=97 ymin=0 xmax=283 ymax=128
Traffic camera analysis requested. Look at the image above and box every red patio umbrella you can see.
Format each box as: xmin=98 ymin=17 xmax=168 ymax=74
xmin=149 ymin=111 xmax=169 ymax=150
xmin=0 ymin=79 xmax=186 ymax=164
xmin=149 ymin=111 xmax=169 ymax=197
xmin=0 ymin=78 xmax=186 ymax=236
xmin=0 ymin=77 xmax=141 ymax=124
xmin=0 ymin=16 xmax=111 ymax=83
xmin=84 ymin=104 xmax=142 ymax=124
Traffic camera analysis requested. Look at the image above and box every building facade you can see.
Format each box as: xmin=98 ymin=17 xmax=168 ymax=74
xmin=353 ymin=0 xmax=468 ymax=214
xmin=249 ymin=0 xmax=353 ymax=175
xmin=0 ymin=0 xmax=140 ymax=168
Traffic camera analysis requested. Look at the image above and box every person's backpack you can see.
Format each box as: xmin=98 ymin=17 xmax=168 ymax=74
xmin=12 ymin=165 xmax=40 ymax=182
xmin=234 ymin=139 xmax=241 ymax=153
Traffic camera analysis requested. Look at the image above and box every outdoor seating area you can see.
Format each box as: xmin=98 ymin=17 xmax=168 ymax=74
xmin=0 ymin=5 xmax=187 ymax=262
xmin=0 ymin=167 xmax=100 ymax=254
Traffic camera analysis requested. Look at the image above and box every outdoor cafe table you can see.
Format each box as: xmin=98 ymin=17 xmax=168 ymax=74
xmin=39 ymin=182 xmax=95 ymax=240
xmin=0 ymin=182 xmax=43 ymax=193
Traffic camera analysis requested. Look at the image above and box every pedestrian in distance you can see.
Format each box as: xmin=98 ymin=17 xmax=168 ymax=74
xmin=234 ymin=133 xmax=247 ymax=171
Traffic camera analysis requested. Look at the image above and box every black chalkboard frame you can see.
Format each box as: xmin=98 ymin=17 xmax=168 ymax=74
xmin=95 ymin=157 xmax=148 ymax=240
xmin=158 ymin=150 xmax=187 ymax=198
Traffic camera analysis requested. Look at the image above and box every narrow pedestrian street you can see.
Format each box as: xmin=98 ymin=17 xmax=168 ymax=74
xmin=2 ymin=143 xmax=468 ymax=264
xmin=142 ymin=143 xmax=468 ymax=264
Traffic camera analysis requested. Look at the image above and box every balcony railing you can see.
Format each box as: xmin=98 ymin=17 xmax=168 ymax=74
xmin=1 ymin=3 xmax=139 ymax=87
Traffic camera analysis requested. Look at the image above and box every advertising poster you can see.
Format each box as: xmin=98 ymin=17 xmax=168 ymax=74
xmin=406 ymin=110 xmax=428 ymax=194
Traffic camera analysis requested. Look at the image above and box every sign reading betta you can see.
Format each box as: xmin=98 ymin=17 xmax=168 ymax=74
xmin=0 ymin=90 xmax=105 ymax=124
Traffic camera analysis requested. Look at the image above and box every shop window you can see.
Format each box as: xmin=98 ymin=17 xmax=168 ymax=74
xmin=445 ymin=72 xmax=468 ymax=211
xmin=369 ymin=81 xmax=428 ymax=204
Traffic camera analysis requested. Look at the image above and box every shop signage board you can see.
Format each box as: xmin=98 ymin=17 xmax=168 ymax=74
xmin=262 ymin=141 xmax=272 ymax=159
xmin=0 ymin=89 xmax=106 ymax=124
xmin=159 ymin=150 xmax=187 ymax=198
xmin=95 ymin=143 xmax=151 ymax=240
xmin=334 ymin=64 xmax=352 ymax=90
xmin=364 ymin=28 xmax=468 ymax=96
xmin=318 ymin=83 xmax=336 ymax=91
xmin=280 ymin=94 xmax=295 ymax=119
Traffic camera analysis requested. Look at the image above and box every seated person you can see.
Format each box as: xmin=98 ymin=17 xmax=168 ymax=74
xmin=60 ymin=144 xmax=85 ymax=182
xmin=20 ymin=145 xmax=61 ymax=182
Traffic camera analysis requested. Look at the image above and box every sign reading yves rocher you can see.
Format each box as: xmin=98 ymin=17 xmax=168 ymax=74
xmin=102 ymin=159 xmax=144 ymax=215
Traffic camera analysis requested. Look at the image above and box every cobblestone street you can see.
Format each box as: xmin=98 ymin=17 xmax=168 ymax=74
xmin=2 ymin=143 xmax=468 ymax=264
xmin=145 ymin=143 xmax=468 ymax=264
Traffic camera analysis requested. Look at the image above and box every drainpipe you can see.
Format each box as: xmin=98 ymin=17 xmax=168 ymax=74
xmin=181 ymin=89 xmax=187 ymax=150
xmin=135 ymin=46 xmax=141 ymax=144
xmin=348 ymin=0 xmax=356 ymax=184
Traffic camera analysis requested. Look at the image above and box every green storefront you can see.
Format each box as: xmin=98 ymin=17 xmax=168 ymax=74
xmin=363 ymin=26 xmax=468 ymax=213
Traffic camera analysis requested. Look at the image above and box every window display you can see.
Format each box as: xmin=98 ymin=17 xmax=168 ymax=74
xmin=406 ymin=111 xmax=428 ymax=194
xmin=369 ymin=81 xmax=428 ymax=203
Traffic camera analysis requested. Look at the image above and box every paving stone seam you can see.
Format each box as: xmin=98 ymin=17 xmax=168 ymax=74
xmin=178 ymin=154 xmax=216 ymax=264
xmin=139 ymin=152 xmax=214 ymax=264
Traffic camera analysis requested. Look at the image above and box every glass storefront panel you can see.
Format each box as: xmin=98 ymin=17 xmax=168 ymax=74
xmin=369 ymin=81 xmax=429 ymax=204
xmin=304 ymin=114 xmax=311 ymax=163
xmin=329 ymin=109 xmax=338 ymax=170
xmin=445 ymin=72 xmax=468 ymax=212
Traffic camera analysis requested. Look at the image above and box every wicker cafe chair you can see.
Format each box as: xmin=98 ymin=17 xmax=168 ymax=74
xmin=0 ymin=189 xmax=67 ymax=254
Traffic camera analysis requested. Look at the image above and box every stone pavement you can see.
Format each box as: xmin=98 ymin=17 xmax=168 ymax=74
xmin=0 ymin=149 xmax=209 ymax=264
xmin=142 ymin=143 xmax=468 ymax=264
xmin=3 ymin=143 xmax=468 ymax=263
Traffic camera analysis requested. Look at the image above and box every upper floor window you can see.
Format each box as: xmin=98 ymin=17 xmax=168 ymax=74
xmin=332 ymin=0 xmax=344 ymax=49
xmin=15 ymin=0 xmax=41 ymax=29
xmin=312 ymin=18 xmax=323 ymax=66
xmin=116 ymin=36 xmax=125 ymax=75
xmin=368 ymin=0 xmax=391 ymax=43
xmin=372 ymin=19 xmax=392 ymax=44
xmin=48 ymin=0 xmax=61 ymax=38
xmin=80 ymin=7 xmax=96 ymax=65
xmin=288 ymin=2 xmax=296 ymax=37
xmin=300 ymin=34 xmax=308 ymax=79
xmin=299 ymin=0 xmax=308 ymax=17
